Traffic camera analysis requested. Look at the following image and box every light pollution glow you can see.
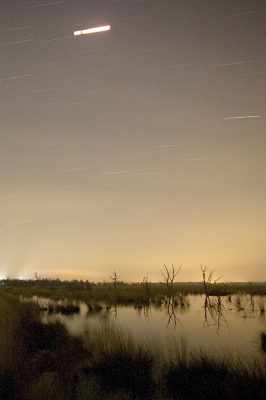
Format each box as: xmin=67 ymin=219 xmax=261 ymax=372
xmin=1 ymin=1 xmax=266 ymax=283
xmin=74 ymin=26 xmax=111 ymax=36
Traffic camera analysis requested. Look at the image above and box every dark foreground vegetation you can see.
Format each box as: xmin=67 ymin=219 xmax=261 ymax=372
xmin=1 ymin=291 xmax=266 ymax=399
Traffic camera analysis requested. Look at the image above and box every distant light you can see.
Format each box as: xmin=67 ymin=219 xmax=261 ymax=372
xmin=74 ymin=25 xmax=111 ymax=36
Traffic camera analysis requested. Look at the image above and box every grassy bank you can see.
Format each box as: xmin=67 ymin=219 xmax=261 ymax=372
xmin=1 ymin=291 xmax=266 ymax=399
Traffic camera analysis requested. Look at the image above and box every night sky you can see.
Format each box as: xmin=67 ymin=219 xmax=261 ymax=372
xmin=1 ymin=0 xmax=265 ymax=282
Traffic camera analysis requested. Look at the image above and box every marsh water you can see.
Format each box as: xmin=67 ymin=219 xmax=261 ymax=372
xmin=38 ymin=294 xmax=266 ymax=361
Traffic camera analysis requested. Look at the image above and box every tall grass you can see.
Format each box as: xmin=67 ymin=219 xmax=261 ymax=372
xmin=0 ymin=291 xmax=41 ymax=398
xmin=164 ymin=350 xmax=266 ymax=399
xmin=0 ymin=291 xmax=89 ymax=400
xmin=77 ymin=321 xmax=266 ymax=400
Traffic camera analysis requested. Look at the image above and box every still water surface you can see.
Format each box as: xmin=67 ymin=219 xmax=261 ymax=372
xmin=39 ymin=294 xmax=266 ymax=360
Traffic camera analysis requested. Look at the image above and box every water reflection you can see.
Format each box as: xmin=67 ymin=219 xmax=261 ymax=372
xmin=164 ymin=297 xmax=182 ymax=328
xmin=258 ymin=309 xmax=266 ymax=325
xmin=134 ymin=303 xmax=151 ymax=319
xmin=35 ymin=294 xmax=266 ymax=360
xmin=161 ymin=294 xmax=189 ymax=328
xmin=203 ymin=295 xmax=229 ymax=334
xmin=86 ymin=303 xmax=104 ymax=314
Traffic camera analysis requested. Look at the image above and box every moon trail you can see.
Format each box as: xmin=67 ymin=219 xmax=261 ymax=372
xmin=74 ymin=25 xmax=111 ymax=36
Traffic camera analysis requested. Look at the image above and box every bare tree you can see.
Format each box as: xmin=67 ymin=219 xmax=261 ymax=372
xmin=201 ymin=265 xmax=221 ymax=296
xmin=33 ymin=272 xmax=41 ymax=281
xmin=110 ymin=270 xmax=117 ymax=290
xmin=162 ymin=264 xmax=181 ymax=297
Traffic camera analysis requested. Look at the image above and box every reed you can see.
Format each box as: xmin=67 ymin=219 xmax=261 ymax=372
xmin=0 ymin=291 xmax=90 ymax=400
xmin=164 ymin=350 xmax=266 ymax=399
xmin=80 ymin=323 xmax=164 ymax=399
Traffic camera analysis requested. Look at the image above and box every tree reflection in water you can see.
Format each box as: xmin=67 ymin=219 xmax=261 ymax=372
xmin=163 ymin=293 xmax=190 ymax=328
xmin=203 ymin=294 xmax=230 ymax=334
xmin=134 ymin=303 xmax=152 ymax=319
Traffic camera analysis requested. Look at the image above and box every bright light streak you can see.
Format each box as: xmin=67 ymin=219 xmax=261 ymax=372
xmin=74 ymin=25 xmax=111 ymax=36
xmin=222 ymin=115 xmax=261 ymax=120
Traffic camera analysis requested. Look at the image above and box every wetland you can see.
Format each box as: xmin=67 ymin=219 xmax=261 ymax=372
xmin=1 ymin=273 xmax=266 ymax=399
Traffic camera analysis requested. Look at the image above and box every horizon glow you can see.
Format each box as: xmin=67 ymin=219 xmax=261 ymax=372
xmin=1 ymin=1 xmax=265 ymax=283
